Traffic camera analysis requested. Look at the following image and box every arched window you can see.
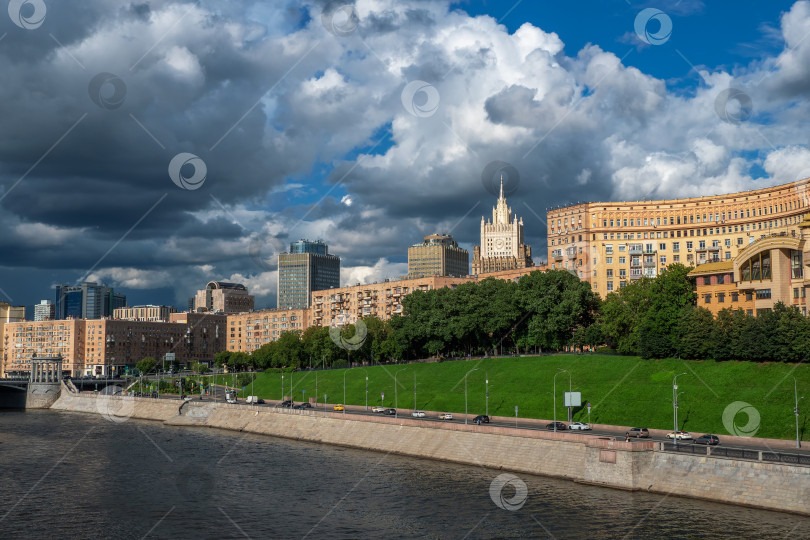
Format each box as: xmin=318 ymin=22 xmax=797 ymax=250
xmin=740 ymin=250 xmax=771 ymax=282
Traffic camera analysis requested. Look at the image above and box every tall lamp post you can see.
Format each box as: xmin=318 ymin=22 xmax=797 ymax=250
xmin=792 ymin=375 xmax=804 ymax=449
xmin=485 ymin=373 xmax=489 ymax=417
xmin=553 ymin=369 xmax=570 ymax=432
xmin=673 ymin=372 xmax=686 ymax=440
xmin=464 ymin=367 xmax=479 ymax=425
xmin=395 ymin=368 xmax=407 ymax=419
xmin=281 ymin=374 xmax=284 ymax=402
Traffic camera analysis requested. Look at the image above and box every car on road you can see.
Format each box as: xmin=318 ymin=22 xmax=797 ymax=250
xmin=626 ymin=427 xmax=650 ymax=438
xmin=280 ymin=400 xmax=293 ymax=408
xmin=299 ymin=402 xmax=311 ymax=409
xmin=694 ymin=434 xmax=720 ymax=445
xmin=438 ymin=413 xmax=453 ymax=420
xmin=333 ymin=404 xmax=344 ymax=411
xmin=546 ymin=421 xmax=567 ymax=431
xmin=667 ymin=431 xmax=693 ymax=441
xmin=383 ymin=408 xmax=396 ymax=415
xmin=293 ymin=404 xmax=304 ymax=409
xmin=473 ymin=415 xmax=490 ymax=425
xmin=371 ymin=406 xmax=385 ymax=413
xmin=256 ymin=398 xmax=265 ymax=404
xmin=411 ymin=411 xmax=426 ymax=418
xmin=569 ymin=422 xmax=591 ymax=431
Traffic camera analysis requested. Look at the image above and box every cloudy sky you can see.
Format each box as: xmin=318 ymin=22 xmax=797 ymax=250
xmin=2 ymin=0 xmax=809 ymax=312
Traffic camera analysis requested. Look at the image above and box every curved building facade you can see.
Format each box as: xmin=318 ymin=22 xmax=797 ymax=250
xmin=547 ymin=178 xmax=810 ymax=295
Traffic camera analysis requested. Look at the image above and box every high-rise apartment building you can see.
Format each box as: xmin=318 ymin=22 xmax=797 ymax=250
xmin=472 ymin=180 xmax=533 ymax=275
xmin=193 ymin=281 xmax=254 ymax=313
xmin=408 ymin=234 xmax=469 ymax=278
xmin=55 ymin=282 xmax=126 ymax=320
xmin=114 ymin=305 xmax=177 ymax=322
xmin=0 ymin=302 xmax=26 ymax=377
xmin=546 ymin=177 xmax=810 ymax=296
xmin=34 ymin=300 xmax=54 ymax=321
xmin=278 ymin=240 xmax=340 ymax=309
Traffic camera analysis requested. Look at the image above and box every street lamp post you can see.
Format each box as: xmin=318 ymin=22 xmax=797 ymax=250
xmin=553 ymin=370 xmax=570 ymax=433
xmin=673 ymin=372 xmax=687 ymax=442
xmin=792 ymin=375 xmax=804 ymax=449
xmin=365 ymin=375 xmax=369 ymax=411
xmin=413 ymin=372 xmax=416 ymax=412
xmin=281 ymin=374 xmax=284 ymax=402
xmin=464 ymin=367 xmax=479 ymax=425
xmin=395 ymin=368 xmax=407 ymax=419
xmin=485 ymin=373 xmax=489 ymax=418
xmin=343 ymin=369 xmax=347 ymax=414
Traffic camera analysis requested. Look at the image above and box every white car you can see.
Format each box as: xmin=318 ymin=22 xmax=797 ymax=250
xmin=667 ymin=431 xmax=693 ymax=441
xmin=438 ymin=413 xmax=453 ymax=420
xmin=569 ymin=422 xmax=591 ymax=431
xmin=411 ymin=410 xmax=426 ymax=418
xmin=371 ymin=406 xmax=385 ymax=413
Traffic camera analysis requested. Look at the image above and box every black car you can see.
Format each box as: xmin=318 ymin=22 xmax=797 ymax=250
xmin=546 ymin=421 xmax=567 ymax=431
xmin=293 ymin=404 xmax=304 ymax=410
xmin=256 ymin=398 xmax=265 ymax=404
xmin=383 ymin=408 xmax=397 ymax=415
xmin=300 ymin=402 xmax=312 ymax=409
xmin=280 ymin=400 xmax=293 ymax=408
xmin=694 ymin=434 xmax=720 ymax=445
xmin=473 ymin=415 xmax=490 ymax=425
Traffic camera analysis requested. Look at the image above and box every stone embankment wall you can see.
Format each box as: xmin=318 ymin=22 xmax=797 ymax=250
xmin=49 ymin=393 xmax=810 ymax=516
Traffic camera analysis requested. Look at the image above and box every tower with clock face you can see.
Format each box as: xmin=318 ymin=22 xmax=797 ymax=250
xmin=472 ymin=180 xmax=534 ymax=275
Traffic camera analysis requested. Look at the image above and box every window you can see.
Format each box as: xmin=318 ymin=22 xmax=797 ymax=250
xmin=791 ymin=250 xmax=803 ymax=279
xmin=717 ymin=274 xmax=725 ymax=284
xmin=756 ymin=289 xmax=772 ymax=300
xmin=619 ymin=256 xmax=626 ymax=264
xmin=619 ymin=244 xmax=626 ymax=252
xmin=731 ymin=292 xmax=739 ymax=302
xmin=606 ymin=269 xmax=613 ymax=278
xmin=725 ymin=238 xmax=731 ymax=247
xmin=704 ymin=294 xmax=711 ymax=304
xmin=741 ymin=250 xmax=771 ymax=281
xmin=659 ymin=243 xmax=666 ymax=251
xmin=619 ymin=269 xmax=626 ymax=278
xmin=660 ymin=255 xmax=666 ymax=264
xmin=703 ymin=276 xmax=711 ymax=286
xmin=673 ymin=255 xmax=680 ymax=262
xmin=718 ymin=293 xmax=725 ymax=303
xmin=745 ymin=292 xmax=753 ymax=301
xmin=607 ymin=281 xmax=614 ymax=292
xmin=686 ymin=241 xmax=693 ymax=250
xmin=794 ymin=287 xmax=800 ymax=299
xmin=605 ymin=244 xmax=613 ymax=254
xmin=699 ymin=240 xmax=706 ymax=249
xmin=673 ymin=242 xmax=680 ymax=252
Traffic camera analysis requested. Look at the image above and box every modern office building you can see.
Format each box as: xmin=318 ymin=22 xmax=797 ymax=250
xmin=34 ymin=300 xmax=55 ymax=321
xmin=55 ymin=282 xmax=126 ymax=320
xmin=547 ymin=177 xmax=810 ymax=296
xmin=407 ymin=234 xmax=469 ymax=278
xmin=2 ymin=313 xmax=226 ymax=378
xmin=472 ymin=180 xmax=533 ymax=275
xmin=689 ymin=212 xmax=810 ymax=316
xmin=226 ymin=308 xmax=311 ymax=353
xmin=278 ymin=240 xmax=340 ymax=309
xmin=114 ymin=305 xmax=178 ymax=322
xmin=193 ymin=281 xmax=254 ymax=313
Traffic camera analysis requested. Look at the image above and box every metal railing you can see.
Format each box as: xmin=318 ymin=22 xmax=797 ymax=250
xmin=662 ymin=442 xmax=810 ymax=466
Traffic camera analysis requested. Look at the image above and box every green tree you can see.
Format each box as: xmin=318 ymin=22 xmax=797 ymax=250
xmin=676 ymin=306 xmax=714 ymax=359
xmin=136 ymin=357 xmax=156 ymax=375
xmin=638 ymin=264 xmax=697 ymax=359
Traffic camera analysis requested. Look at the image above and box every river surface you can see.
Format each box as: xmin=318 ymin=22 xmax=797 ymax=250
xmin=0 ymin=411 xmax=808 ymax=539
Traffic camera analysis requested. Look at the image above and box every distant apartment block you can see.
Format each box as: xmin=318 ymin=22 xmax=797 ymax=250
xmin=310 ymin=275 xmax=475 ymax=327
xmin=0 ymin=302 xmax=26 ymax=377
xmin=278 ymin=240 xmax=340 ymax=309
xmin=226 ymin=308 xmax=311 ymax=353
xmin=193 ymin=281 xmax=254 ymax=313
xmin=2 ymin=313 xmax=226 ymax=378
xmin=34 ymin=300 xmax=54 ymax=321
xmin=55 ymin=282 xmax=126 ymax=320
xmin=408 ymin=234 xmax=469 ymax=278
xmin=114 ymin=305 xmax=177 ymax=322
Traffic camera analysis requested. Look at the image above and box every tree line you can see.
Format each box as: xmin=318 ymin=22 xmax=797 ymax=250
xmin=208 ymin=265 xmax=810 ymax=370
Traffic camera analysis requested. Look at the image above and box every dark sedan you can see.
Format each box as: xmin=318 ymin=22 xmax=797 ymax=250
xmin=280 ymin=400 xmax=293 ymax=408
xmin=383 ymin=408 xmax=397 ymax=415
xmin=473 ymin=415 xmax=490 ymax=425
xmin=546 ymin=421 xmax=567 ymax=431
xmin=694 ymin=434 xmax=720 ymax=445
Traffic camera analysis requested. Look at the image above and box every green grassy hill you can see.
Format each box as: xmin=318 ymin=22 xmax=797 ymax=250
xmin=225 ymin=355 xmax=809 ymax=442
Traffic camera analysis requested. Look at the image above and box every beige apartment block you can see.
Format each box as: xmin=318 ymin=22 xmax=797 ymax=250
xmin=0 ymin=302 xmax=26 ymax=377
xmin=114 ymin=305 xmax=178 ymax=322
xmin=226 ymin=308 xmax=311 ymax=353
xmin=310 ymin=275 xmax=475 ymax=327
xmin=547 ymin=178 xmax=810 ymax=296
xmin=194 ymin=281 xmax=255 ymax=313
xmin=2 ymin=319 xmax=85 ymax=377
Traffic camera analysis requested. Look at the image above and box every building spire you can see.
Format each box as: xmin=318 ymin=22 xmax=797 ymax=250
xmin=499 ymin=174 xmax=504 ymax=200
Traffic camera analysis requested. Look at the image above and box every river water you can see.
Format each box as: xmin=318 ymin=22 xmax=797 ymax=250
xmin=0 ymin=410 xmax=808 ymax=539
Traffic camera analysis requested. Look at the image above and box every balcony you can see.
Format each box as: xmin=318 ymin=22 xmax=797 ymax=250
xmin=630 ymin=259 xmax=642 ymax=268
xmin=643 ymin=259 xmax=657 ymax=267
xmin=551 ymin=249 xmax=563 ymax=260
xmin=629 ymin=244 xmax=643 ymax=255
xmin=566 ymin=248 xmax=577 ymax=259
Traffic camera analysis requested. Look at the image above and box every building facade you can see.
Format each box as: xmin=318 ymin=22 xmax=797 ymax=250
xmin=226 ymin=308 xmax=311 ymax=353
xmin=690 ymin=214 xmax=810 ymax=316
xmin=277 ymin=240 xmax=340 ymax=309
xmin=547 ymin=178 xmax=810 ymax=296
xmin=34 ymin=300 xmax=54 ymax=321
xmin=472 ymin=180 xmax=533 ymax=275
xmin=55 ymin=282 xmax=126 ymax=320
xmin=407 ymin=234 xmax=469 ymax=278
xmin=0 ymin=302 xmax=27 ymax=377
xmin=114 ymin=305 xmax=178 ymax=322
xmin=310 ymin=275 xmax=475 ymax=327
xmin=193 ymin=281 xmax=254 ymax=313
xmin=2 ymin=313 xmax=226 ymax=378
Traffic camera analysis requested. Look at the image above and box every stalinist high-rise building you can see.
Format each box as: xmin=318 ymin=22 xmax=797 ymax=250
xmin=472 ymin=179 xmax=534 ymax=275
